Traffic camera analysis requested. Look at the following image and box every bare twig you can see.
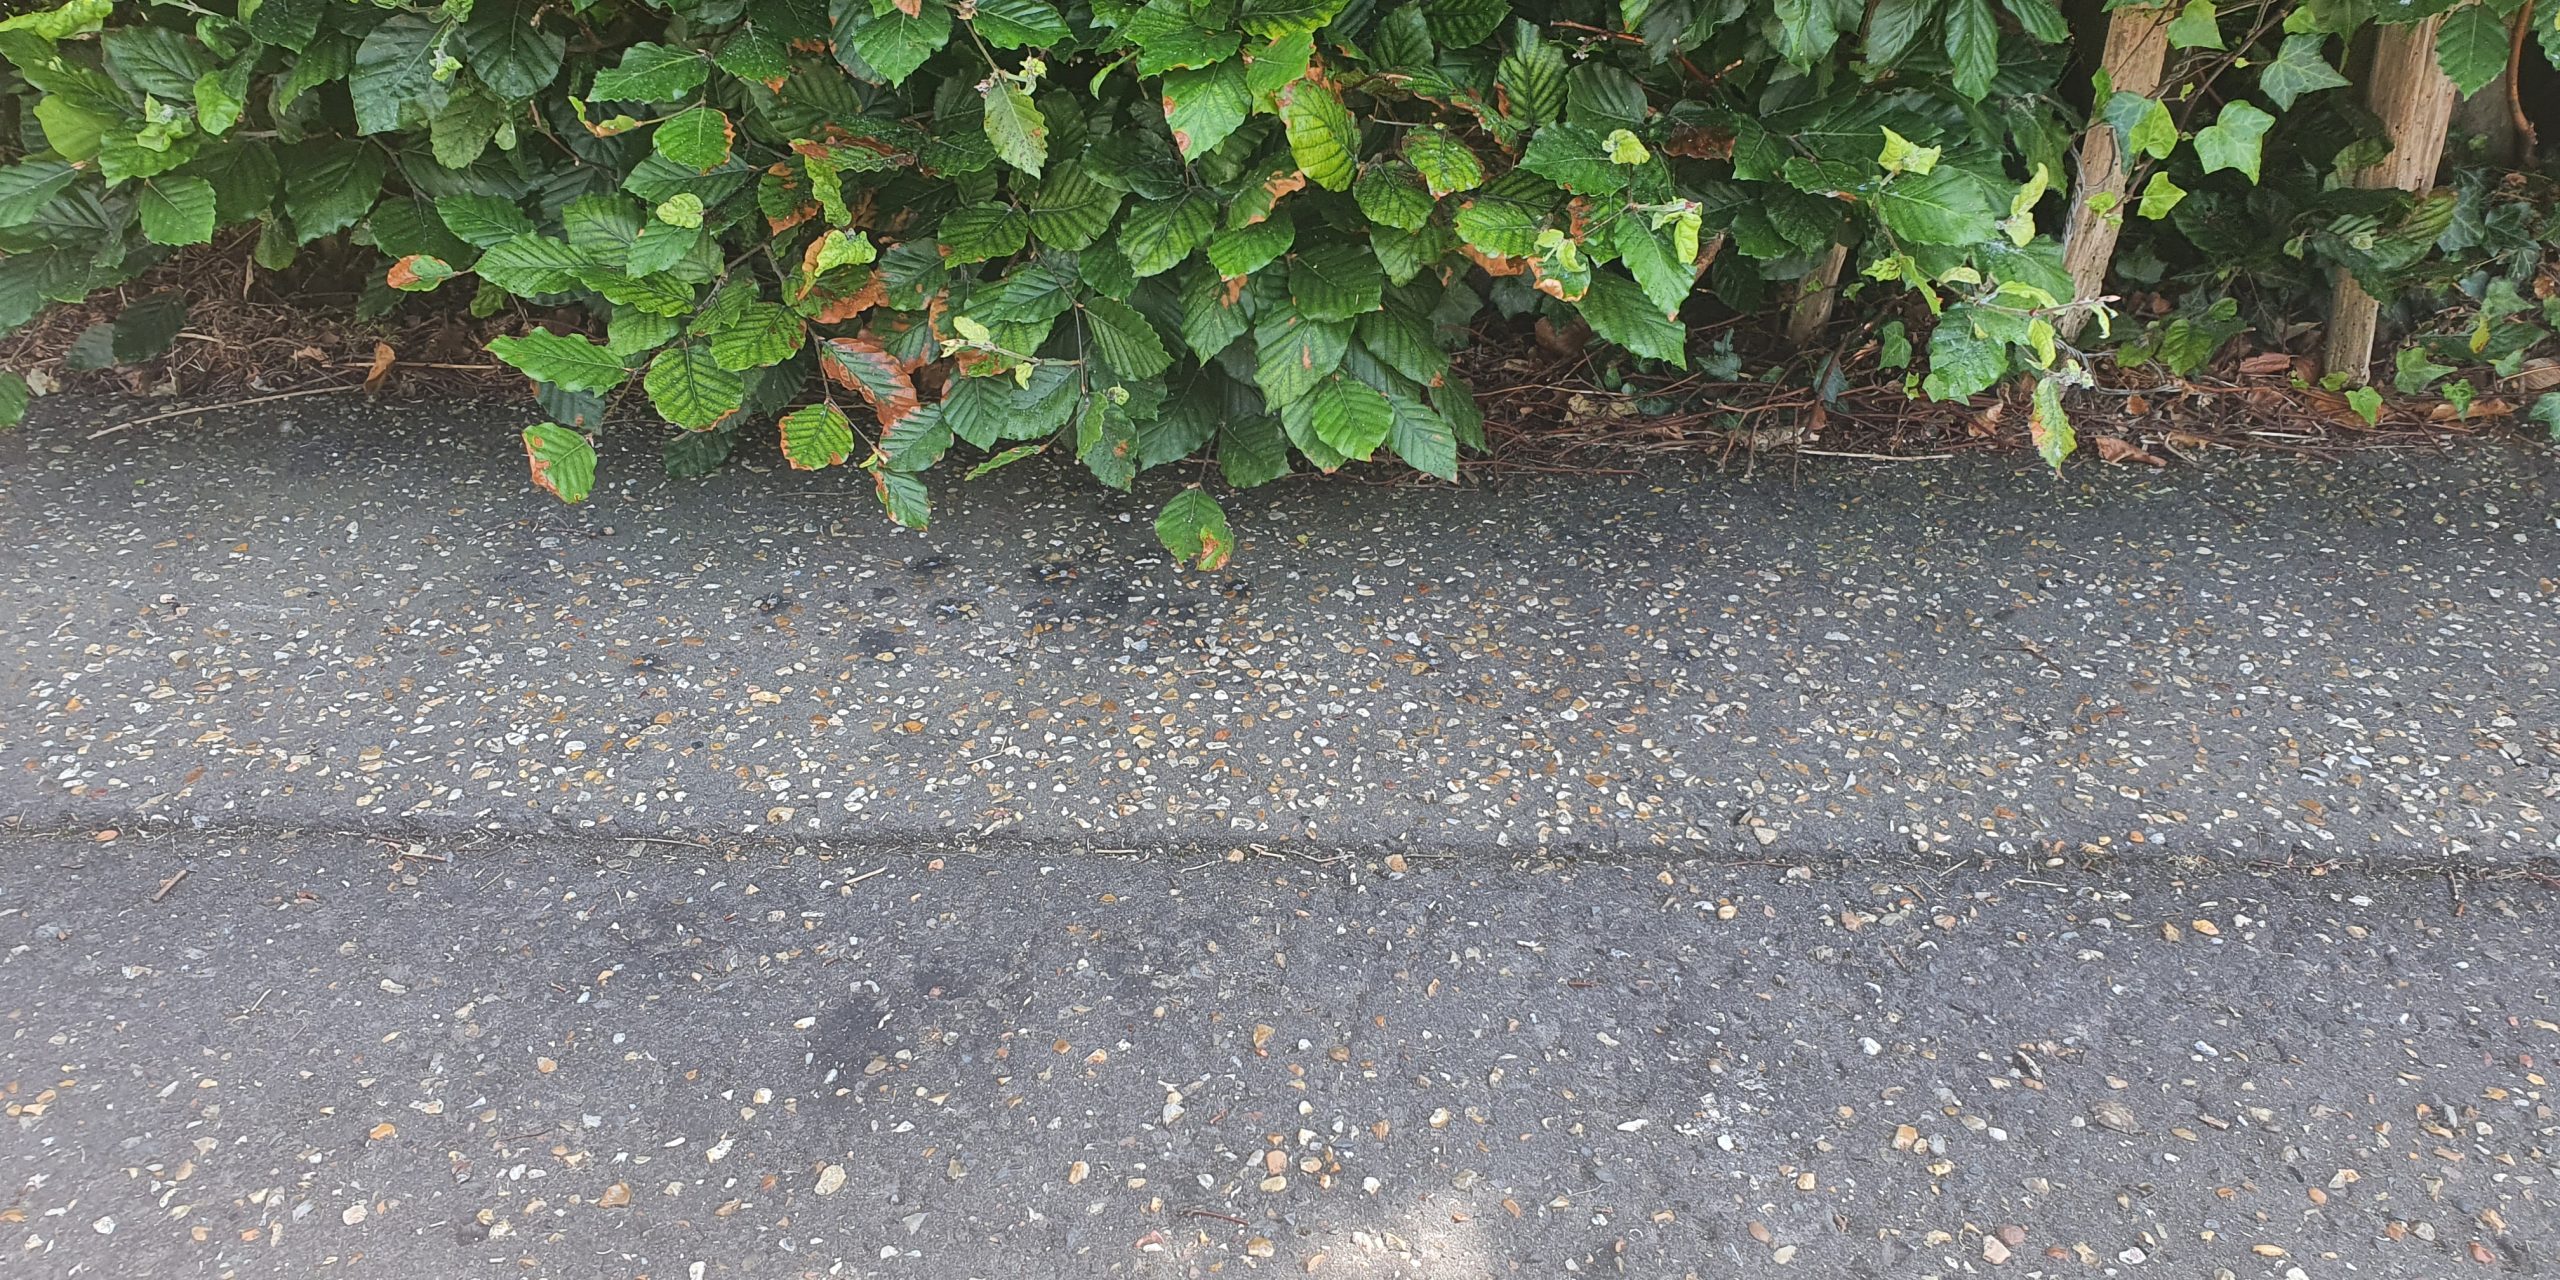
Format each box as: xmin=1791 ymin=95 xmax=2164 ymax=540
xmin=88 ymin=385 xmax=362 ymax=439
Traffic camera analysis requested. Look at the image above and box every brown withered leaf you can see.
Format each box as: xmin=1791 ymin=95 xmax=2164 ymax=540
xmin=1660 ymin=125 xmax=1735 ymax=159
xmin=2093 ymin=435 xmax=2165 ymax=466
xmin=2237 ymin=352 xmax=2293 ymax=375
xmin=363 ymin=342 xmax=395 ymax=393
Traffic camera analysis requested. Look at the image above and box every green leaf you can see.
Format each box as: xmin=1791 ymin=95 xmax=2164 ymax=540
xmin=0 ymin=161 xmax=77 ymax=225
xmin=705 ymin=302 xmax=805 ymax=371
xmin=459 ymin=0 xmax=565 ymax=100
xmin=1237 ymin=0 xmax=1350 ymax=39
xmin=1384 ymin=391 xmax=1457 ymax=480
xmin=1497 ymin=22 xmax=1568 ymax=126
xmin=430 ymin=88 xmax=510 ymax=168
xmin=1404 ymin=130 xmax=1485 ymax=198
xmin=664 ymin=426 xmax=735 ymax=479
xmin=522 ymin=423 xmax=596 ymax=503
xmin=1024 ymin=165 xmax=1123 ymax=249
xmin=1309 ymin=376 xmax=1394 ymax=460
xmin=102 ymin=25 xmax=209 ymax=99
xmin=1126 ymin=0 xmax=1243 ymax=73
xmin=2259 ymin=33 xmax=2351 ymax=110
xmin=1877 ymin=127 xmax=1940 ymax=175
xmin=1122 ymin=193 xmax=1216 ymax=277
xmin=1453 ymin=172 xmax=1555 ymax=259
xmin=1575 ymin=270 xmax=1686 ymax=367
xmin=1943 ymin=0 xmax=2000 ymax=100
xmin=778 ymin=402 xmax=856 ymax=469
xmin=1277 ymin=80 xmax=1359 ymax=191
xmin=1289 ymin=243 xmax=1385 ymax=321
xmin=982 ymin=77 xmax=1048 ymax=177
xmin=137 ymin=175 xmax=216 ymax=246
xmin=1875 ymin=167 xmax=1997 ymax=245
xmin=2164 ymin=0 xmax=2224 ymax=50
xmin=0 ymin=369 xmax=27 ymax=429
xmin=283 ymin=142 xmax=386 ymax=244
xmin=1354 ymin=161 xmax=1435 ymax=232
xmin=1921 ymin=310 xmax=2008 ymax=400
xmin=1221 ymin=416 xmax=1292 ymax=487
xmin=1865 ymin=0 xmax=1939 ymax=64
xmin=2346 ymin=385 xmax=2385 ymax=426
xmin=874 ymin=470 xmax=931 ymax=530
xmin=878 ymin=404 xmax=953 ymax=472
xmin=1155 ymin=489 xmax=1235 ymax=569
xmin=2109 ymin=93 xmax=2179 ymax=162
xmin=2137 ymin=171 xmax=2187 ymax=219
xmin=966 ymin=442 xmax=1048 ymax=479
xmin=1423 ymin=0 xmax=1508 ymax=47
xmin=1208 ymin=216 xmax=1297 ymax=278
xmin=1163 ymin=60 xmax=1249 ymax=159
xmin=1357 ymin=308 xmax=1450 ymax=387
xmin=194 ymin=59 xmax=252 ymax=136
xmin=472 ymin=234 xmax=588 ymax=296
xmin=2029 ymin=376 xmax=2074 ymax=471
xmin=1084 ymin=296 xmax=1173 ymax=378
xmin=1520 ymin=124 xmax=1627 ymax=195
xmin=1774 ymin=0 xmax=1846 ymax=66
xmin=973 ymin=0 xmax=1071 ymax=48
xmin=2436 ymin=2 xmax=2508 ymax=97
xmin=2194 ymin=99 xmax=2275 ymax=183
xmin=938 ymin=203 xmax=1030 ymax=262
xmin=843 ymin=2 xmax=953 ymax=86
xmin=590 ymin=41 xmax=710 ymax=101
xmin=655 ymin=108 xmax=735 ymax=172
xmin=2392 ymin=343 xmax=2453 ymax=394
xmin=350 ymin=13 xmax=449 ymax=136
xmin=1181 ymin=262 xmax=1250 ymax=356
xmin=818 ymin=336 xmax=924 ymax=426
xmin=1255 ymin=308 xmax=1353 ymax=406
xmin=490 ymin=330 xmax=631 ymax=394
xmin=1999 ymin=0 xmax=2068 ymax=41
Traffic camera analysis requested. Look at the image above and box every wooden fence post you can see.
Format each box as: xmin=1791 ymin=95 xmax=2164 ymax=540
xmin=2057 ymin=6 xmax=2172 ymax=341
xmin=2322 ymin=16 xmax=2462 ymax=382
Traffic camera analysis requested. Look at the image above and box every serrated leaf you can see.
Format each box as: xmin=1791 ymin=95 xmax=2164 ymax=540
xmin=1181 ymin=262 xmax=1250 ymax=357
xmin=2436 ymin=2 xmax=2508 ymax=97
xmin=1220 ymin=416 xmax=1291 ymax=486
xmin=1163 ymin=60 xmax=1249 ymax=159
xmin=705 ymin=302 xmax=806 ymax=371
xmin=459 ymin=0 xmax=565 ymax=100
xmin=436 ymin=194 xmax=536 ymax=248
xmin=1155 ymin=488 xmax=1235 ymax=569
xmin=777 ymin=402 xmax=855 ymax=469
xmin=2259 ymin=34 xmax=2352 ymax=110
xmin=645 ymin=343 xmax=746 ymax=430
xmin=1521 ymin=123 xmax=1626 ymax=195
xmin=137 ymin=175 xmax=216 ymax=246
xmin=1024 ymin=164 xmax=1123 ymax=249
xmin=1354 ymin=162 xmax=1435 ymax=232
xmin=2029 ymin=375 xmax=2074 ymax=471
xmin=843 ymin=2 xmax=953 ymax=86
xmin=974 ymin=0 xmax=1072 ymax=48
xmin=473 ymin=234 xmax=589 ymax=296
xmin=1865 ymin=0 xmax=1939 ymax=64
xmin=1237 ymin=0 xmax=1351 ymax=39
xmin=1209 ymin=216 xmax=1297 ymax=278
xmin=1943 ymin=0 xmax=2000 ymax=101
xmin=1122 ymin=193 xmax=1217 ymax=277
xmin=982 ymin=77 xmax=1048 ymax=177
xmin=1384 ymin=391 xmax=1457 ymax=480
xmin=0 ymin=369 xmax=28 ymax=429
xmin=1289 ymin=242 xmax=1385 ymax=321
xmin=1876 ymin=166 xmax=1998 ymax=245
xmin=522 ymin=423 xmax=596 ymax=503
xmin=655 ymin=108 xmax=735 ymax=172
xmin=1277 ymin=80 xmax=1359 ymax=191
xmin=1921 ymin=310 xmax=2007 ymax=400
xmin=1575 ymin=270 xmax=1686 ymax=367
xmin=591 ymin=41 xmax=711 ymax=101
xmin=664 ymin=426 xmax=736 ymax=479
xmin=1422 ymin=0 xmax=1508 ymax=47
xmin=819 ymin=335 xmax=924 ymax=426
xmin=490 ymin=330 xmax=630 ymax=394
xmin=938 ymin=203 xmax=1030 ymax=263
xmin=1255 ymin=307 xmax=1353 ymax=405
xmin=875 ymin=469 xmax=931 ymax=529
xmin=350 ymin=13 xmax=449 ymax=134
xmin=2000 ymin=0 xmax=2068 ymax=41
xmin=1306 ymin=376 xmax=1393 ymax=460
xmin=2194 ymin=99 xmax=2274 ymax=183
xmin=966 ymin=442 xmax=1047 ymax=478
xmin=284 ymin=141 xmax=385 ymax=244
xmin=1404 ymin=130 xmax=1484 ymax=197
xmin=1453 ymin=173 xmax=1555 ymax=259
xmin=387 ymin=255 xmax=457 ymax=291
xmin=1126 ymin=0 xmax=1244 ymax=72
xmin=1497 ymin=22 xmax=1568 ymax=126
xmin=1084 ymin=295 xmax=1174 ymax=378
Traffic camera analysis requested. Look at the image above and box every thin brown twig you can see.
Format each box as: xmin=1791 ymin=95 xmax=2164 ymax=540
xmin=2511 ymin=0 xmax=2540 ymax=165
xmin=87 ymin=385 xmax=362 ymax=439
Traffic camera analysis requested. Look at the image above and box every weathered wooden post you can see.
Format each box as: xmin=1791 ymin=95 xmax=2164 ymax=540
xmin=2321 ymin=16 xmax=2462 ymax=382
xmin=2057 ymin=6 xmax=2172 ymax=341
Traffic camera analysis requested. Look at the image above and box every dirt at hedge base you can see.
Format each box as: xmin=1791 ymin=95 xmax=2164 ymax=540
xmin=5 ymin=237 xmax=2531 ymax=472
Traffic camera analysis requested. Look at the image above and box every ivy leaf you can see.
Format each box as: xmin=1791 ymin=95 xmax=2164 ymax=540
xmin=1278 ymin=80 xmax=1359 ymax=191
xmin=982 ymin=77 xmax=1048 ymax=177
xmin=2105 ymin=91 xmax=2179 ymax=162
xmin=522 ymin=423 xmax=597 ymax=503
xmin=490 ymin=330 xmax=630 ymax=394
xmin=2194 ymin=99 xmax=2275 ymax=183
xmin=458 ymin=0 xmax=565 ymax=101
xmin=2164 ymin=0 xmax=2224 ymax=50
xmin=645 ymin=343 xmax=746 ymax=429
xmin=1309 ymin=377 xmax=1394 ymax=460
xmin=819 ymin=336 xmax=925 ymax=425
xmin=1575 ymin=270 xmax=1686 ymax=367
xmin=589 ymin=42 xmax=710 ymax=101
xmin=1084 ymin=296 xmax=1174 ymax=378
xmin=1155 ymin=488 xmax=1235 ymax=569
xmin=2137 ymin=171 xmax=2187 ymax=219
xmin=654 ymin=107 xmax=735 ymax=171
xmin=2258 ymin=34 xmax=2350 ymax=111
xmin=1942 ymin=0 xmax=2000 ymax=101
xmin=2434 ymin=2 xmax=2508 ymax=98
xmin=2346 ymin=385 xmax=2385 ymax=426
xmin=779 ymin=402 xmax=857 ymax=469
xmin=1404 ymin=129 xmax=1485 ymax=197
xmin=1163 ymin=60 xmax=1249 ymax=159
xmin=137 ymin=175 xmax=217 ymax=246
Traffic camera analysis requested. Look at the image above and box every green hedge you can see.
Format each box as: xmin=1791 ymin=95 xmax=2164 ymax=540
xmin=2 ymin=0 xmax=2555 ymax=561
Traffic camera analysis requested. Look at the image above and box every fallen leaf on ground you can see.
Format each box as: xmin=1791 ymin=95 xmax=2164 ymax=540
xmin=2238 ymin=352 xmax=2293 ymax=375
xmin=363 ymin=343 xmax=395 ymax=393
xmin=2093 ymin=436 xmax=2165 ymax=466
